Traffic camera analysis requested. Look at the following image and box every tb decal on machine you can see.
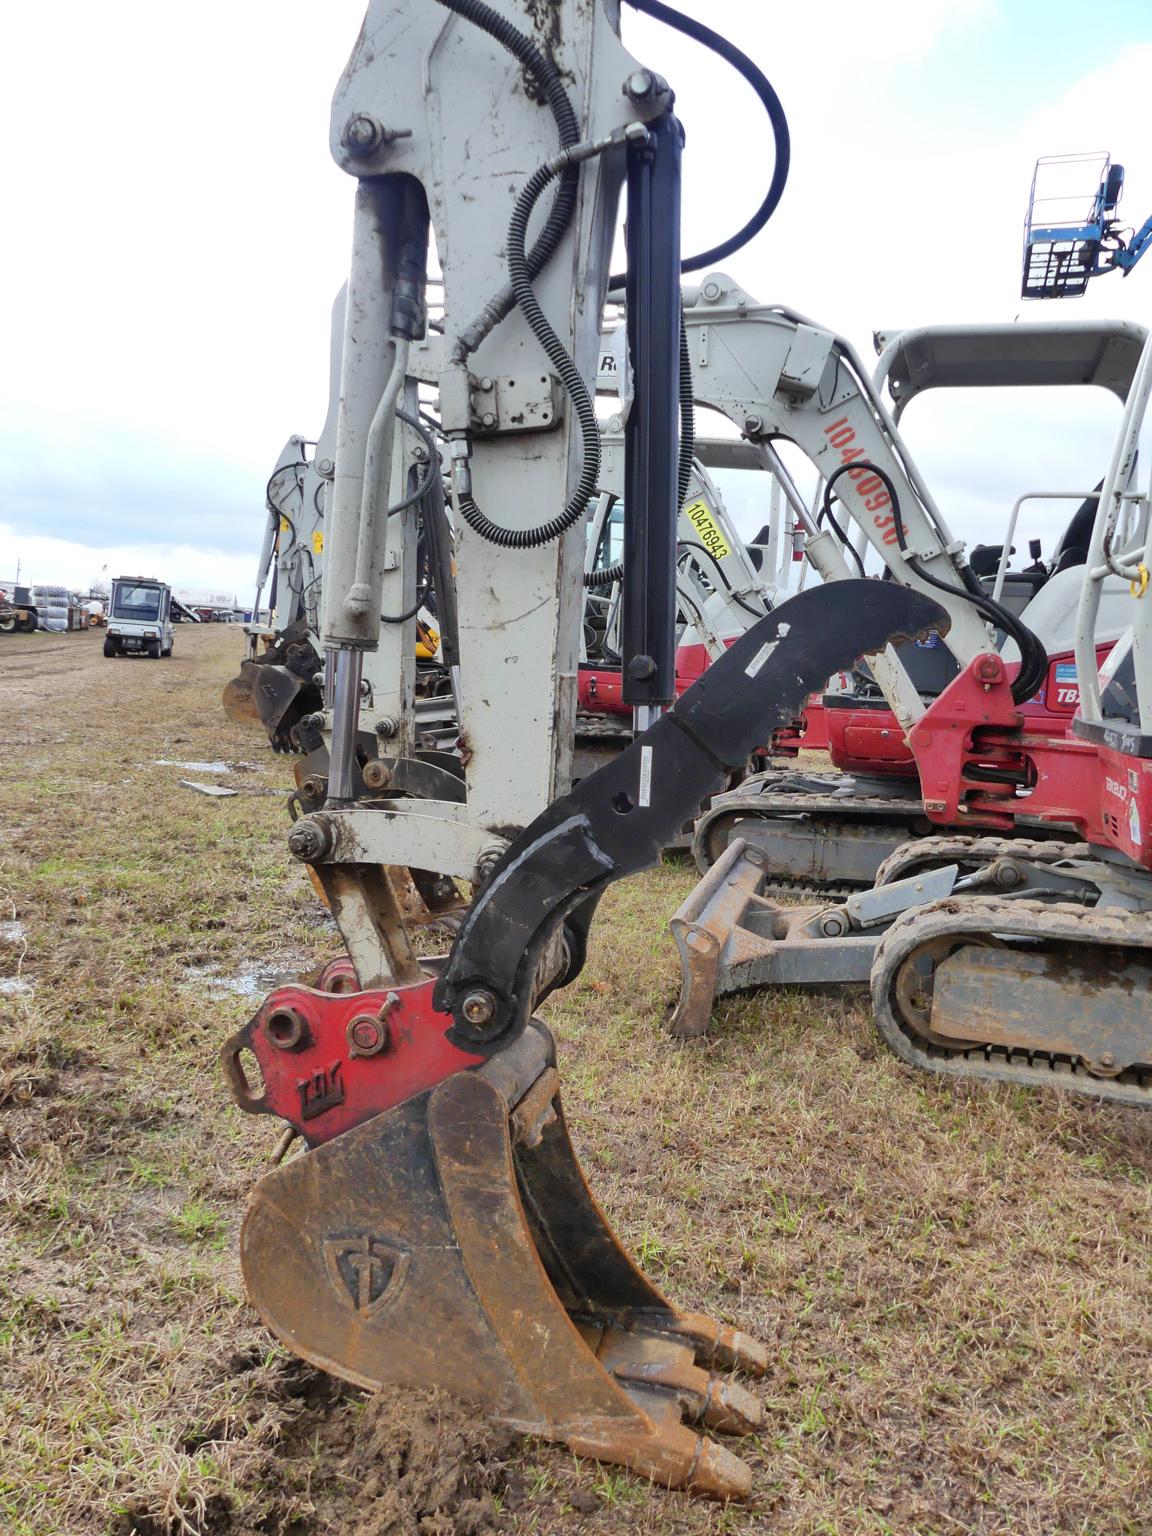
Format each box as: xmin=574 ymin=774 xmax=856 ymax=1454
xmin=1052 ymin=661 xmax=1080 ymax=708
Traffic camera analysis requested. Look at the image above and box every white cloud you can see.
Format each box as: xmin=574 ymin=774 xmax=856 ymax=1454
xmin=3 ymin=2 xmax=1151 ymax=594
xmin=0 ymin=523 xmax=253 ymax=603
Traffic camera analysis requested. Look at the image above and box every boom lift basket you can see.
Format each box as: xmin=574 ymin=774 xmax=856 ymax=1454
xmin=1022 ymin=152 xmax=1119 ymax=298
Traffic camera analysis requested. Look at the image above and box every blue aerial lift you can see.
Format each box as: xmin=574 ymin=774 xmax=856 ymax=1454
xmin=1023 ymin=152 xmax=1152 ymax=299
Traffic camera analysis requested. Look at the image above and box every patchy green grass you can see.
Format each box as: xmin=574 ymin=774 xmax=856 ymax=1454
xmin=2 ymin=626 xmax=1152 ymax=1534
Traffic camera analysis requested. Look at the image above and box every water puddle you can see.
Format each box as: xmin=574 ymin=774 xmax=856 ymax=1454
xmin=0 ymin=921 xmax=27 ymax=944
xmin=156 ymin=759 xmax=231 ymax=774
xmin=0 ymin=977 xmax=33 ymax=996
xmin=183 ymin=961 xmax=303 ymax=999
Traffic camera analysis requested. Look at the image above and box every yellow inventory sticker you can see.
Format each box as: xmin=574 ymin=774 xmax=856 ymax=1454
xmin=683 ymin=497 xmax=730 ymax=560
xmin=279 ymin=516 xmax=291 ymax=533
xmin=312 ymin=531 xmax=324 ymax=555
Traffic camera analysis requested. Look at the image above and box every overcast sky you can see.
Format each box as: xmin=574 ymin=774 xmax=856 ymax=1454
xmin=3 ymin=0 xmax=1151 ymax=599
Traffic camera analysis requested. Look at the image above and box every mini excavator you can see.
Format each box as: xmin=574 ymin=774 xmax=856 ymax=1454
xmin=653 ymin=160 xmax=1152 ymax=1102
xmin=221 ymin=435 xmax=329 ymax=750
xmin=219 ymin=0 xmax=948 ymax=1497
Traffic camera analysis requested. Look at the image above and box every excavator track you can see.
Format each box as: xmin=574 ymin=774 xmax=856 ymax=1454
xmin=692 ymin=773 xmax=934 ymax=895
xmin=875 ymin=835 xmax=1092 ymax=886
xmin=871 ymin=896 xmax=1152 ymax=1107
xmin=693 ymin=773 xmax=1074 ymax=898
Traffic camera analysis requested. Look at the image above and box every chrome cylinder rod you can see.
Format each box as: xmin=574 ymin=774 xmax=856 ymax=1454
xmin=327 ymin=648 xmax=365 ymax=804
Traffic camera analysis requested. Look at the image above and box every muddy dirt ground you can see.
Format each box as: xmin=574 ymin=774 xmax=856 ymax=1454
xmin=3 ymin=624 xmax=1151 ymax=1535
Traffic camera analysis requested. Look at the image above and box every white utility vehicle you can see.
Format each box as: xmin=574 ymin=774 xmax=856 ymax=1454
xmin=104 ymin=576 xmax=174 ymax=659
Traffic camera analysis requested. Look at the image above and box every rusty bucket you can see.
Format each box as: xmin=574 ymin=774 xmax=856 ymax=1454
xmin=240 ymin=1021 xmax=766 ymax=1498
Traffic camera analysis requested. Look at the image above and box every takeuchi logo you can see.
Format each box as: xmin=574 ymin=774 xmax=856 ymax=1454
xmin=323 ymin=1233 xmax=410 ymax=1317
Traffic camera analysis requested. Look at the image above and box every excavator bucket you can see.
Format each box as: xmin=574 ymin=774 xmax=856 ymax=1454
xmin=222 ymin=658 xmax=318 ymax=750
xmin=232 ymin=1007 xmax=766 ymax=1497
xmin=222 ymin=620 xmax=321 ymax=751
xmin=221 ymin=660 xmax=267 ymax=726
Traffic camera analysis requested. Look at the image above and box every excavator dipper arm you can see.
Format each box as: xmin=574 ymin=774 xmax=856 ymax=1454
xmin=436 ymin=579 xmax=949 ymax=1047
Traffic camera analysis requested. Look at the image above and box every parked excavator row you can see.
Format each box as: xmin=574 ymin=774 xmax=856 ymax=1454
xmin=688 ymin=315 xmax=1147 ymax=895
xmin=221 ymin=435 xmax=329 ymax=749
xmin=226 ymin=330 xmax=798 ymax=775
xmin=670 ymin=320 xmax=1152 ymax=1110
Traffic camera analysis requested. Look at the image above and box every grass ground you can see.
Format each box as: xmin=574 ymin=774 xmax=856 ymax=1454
xmin=2 ymin=624 xmax=1151 ymax=1535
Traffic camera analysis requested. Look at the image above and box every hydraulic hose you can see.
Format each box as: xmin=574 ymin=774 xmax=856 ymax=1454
xmin=380 ymin=409 xmax=452 ymax=624
xmin=434 ymin=0 xmax=580 ymax=361
xmin=620 ymin=0 xmax=790 ymax=274
xmin=678 ymin=312 xmax=695 ymax=511
xmin=827 ymin=461 xmax=1048 ymax=705
xmin=457 ymin=142 xmax=609 ymax=549
xmin=389 ymin=408 xmax=441 ymax=516
xmin=585 ymin=561 xmax=624 ymax=589
xmin=817 ymin=479 xmax=866 ymax=577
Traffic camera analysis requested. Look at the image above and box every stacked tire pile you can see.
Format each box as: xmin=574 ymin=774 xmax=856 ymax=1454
xmin=33 ymin=585 xmax=72 ymax=633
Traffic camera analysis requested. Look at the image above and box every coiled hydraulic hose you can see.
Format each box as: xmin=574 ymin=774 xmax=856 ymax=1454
xmin=825 ymin=461 xmax=1049 ymax=705
xmin=456 ymin=147 xmax=603 ymax=549
xmin=585 ymin=559 xmax=624 ymax=589
xmin=436 ymin=0 xmax=763 ymax=553
xmin=434 ymin=0 xmax=579 ymax=362
xmin=677 ymin=313 xmax=695 ymax=511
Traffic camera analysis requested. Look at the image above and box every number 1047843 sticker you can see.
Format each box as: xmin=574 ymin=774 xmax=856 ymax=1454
xmin=683 ymin=498 xmax=731 ymax=560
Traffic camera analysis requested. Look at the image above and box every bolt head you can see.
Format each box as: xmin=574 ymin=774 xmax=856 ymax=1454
xmin=317 ymin=457 xmax=335 ymax=477
xmin=625 ymin=70 xmax=655 ymax=101
xmin=288 ymin=820 xmax=327 ymax=862
xmin=461 ymin=989 xmax=497 ymax=1026
xmin=702 ymin=280 xmax=722 ymax=301
xmin=480 ymin=411 xmax=497 ymax=428
xmin=743 ymin=414 xmax=764 ymax=436
xmin=346 ymin=1013 xmax=389 ymax=1057
xmin=362 ymin=760 xmax=392 ymax=791
xmin=974 ymin=655 xmax=1002 ymax=684
xmin=818 ymin=910 xmax=848 ymax=938
xmin=342 ymin=113 xmax=383 ymax=157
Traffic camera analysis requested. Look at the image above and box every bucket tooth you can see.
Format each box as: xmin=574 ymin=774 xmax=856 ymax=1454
xmin=241 ymin=1024 xmax=763 ymax=1498
xmin=662 ymin=1312 xmax=770 ymax=1377
xmin=608 ymin=1356 xmax=764 ymax=1436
